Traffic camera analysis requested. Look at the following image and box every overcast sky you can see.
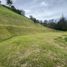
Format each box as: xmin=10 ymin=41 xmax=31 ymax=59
xmin=1 ymin=0 xmax=67 ymax=20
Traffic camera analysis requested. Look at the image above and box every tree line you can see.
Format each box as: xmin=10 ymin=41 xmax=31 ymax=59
xmin=30 ymin=15 xmax=67 ymax=31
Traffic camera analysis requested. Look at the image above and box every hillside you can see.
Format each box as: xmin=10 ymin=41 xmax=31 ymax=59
xmin=0 ymin=5 xmax=67 ymax=67
xmin=0 ymin=6 xmax=53 ymax=41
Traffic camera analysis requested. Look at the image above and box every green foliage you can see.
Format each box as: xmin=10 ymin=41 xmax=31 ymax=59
xmin=30 ymin=16 xmax=39 ymax=23
xmin=57 ymin=16 xmax=67 ymax=31
xmin=41 ymin=16 xmax=67 ymax=31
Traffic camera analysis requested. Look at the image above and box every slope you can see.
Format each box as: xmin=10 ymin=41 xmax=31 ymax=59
xmin=0 ymin=5 xmax=53 ymax=41
xmin=0 ymin=5 xmax=67 ymax=67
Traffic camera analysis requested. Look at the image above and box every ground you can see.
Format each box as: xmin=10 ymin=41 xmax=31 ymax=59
xmin=0 ymin=32 xmax=67 ymax=67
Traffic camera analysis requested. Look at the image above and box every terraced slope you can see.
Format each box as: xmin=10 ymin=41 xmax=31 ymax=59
xmin=0 ymin=5 xmax=67 ymax=67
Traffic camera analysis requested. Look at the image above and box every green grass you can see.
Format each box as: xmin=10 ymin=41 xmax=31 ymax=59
xmin=0 ymin=5 xmax=53 ymax=41
xmin=0 ymin=5 xmax=67 ymax=67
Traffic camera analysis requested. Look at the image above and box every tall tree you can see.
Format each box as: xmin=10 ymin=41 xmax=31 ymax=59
xmin=0 ymin=0 xmax=1 ymax=5
xmin=6 ymin=0 xmax=13 ymax=6
xmin=57 ymin=16 xmax=67 ymax=30
xmin=30 ymin=16 xmax=39 ymax=23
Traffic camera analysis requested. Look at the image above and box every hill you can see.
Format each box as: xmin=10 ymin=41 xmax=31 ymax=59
xmin=0 ymin=5 xmax=67 ymax=67
xmin=0 ymin=5 xmax=53 ymax=41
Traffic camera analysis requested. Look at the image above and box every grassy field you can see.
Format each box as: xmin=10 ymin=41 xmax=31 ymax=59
xmin=0 ymin=6 xmax=67 ymax=67
xmin=0 ymin=6 xmax=53 ymax=41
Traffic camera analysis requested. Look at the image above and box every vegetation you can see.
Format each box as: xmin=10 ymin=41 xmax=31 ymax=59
xmin=30 ymin=15 xmax=67 ymax=31
xmin=30 ymin=16 xmax=39 ymax=23
xmin=0 ymin=6 xmax=52 ymax=41
xmin=57 ymin=17 xmax=67 ymax=30
xmin=2 ymin=5 xmax=25 ymax=16
xmin=0 ymin=0 xmax=25 ymax=16
xmin=0 ymin=1 xmax=67 ymax=67
xmin=0 ymin=5 xmax=67 ymax=67
xmin=6 ymin=0 xmax=13 ymax=6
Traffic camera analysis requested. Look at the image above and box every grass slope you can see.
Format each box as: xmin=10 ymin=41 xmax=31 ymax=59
xmin=0 ymin=6 xmax=67 ymax=67
xmin=0 ymin=6 xmax=53 ymax=41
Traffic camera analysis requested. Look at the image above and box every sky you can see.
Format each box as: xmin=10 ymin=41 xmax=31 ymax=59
xmin=1 ymin=0 xmax=67 ymax=20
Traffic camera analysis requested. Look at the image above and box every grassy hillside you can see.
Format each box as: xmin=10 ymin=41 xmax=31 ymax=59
xmin=0 ymin=5 xmax=67 ymax=67
xmin=0 ymin=6 xmax=53 ymax=41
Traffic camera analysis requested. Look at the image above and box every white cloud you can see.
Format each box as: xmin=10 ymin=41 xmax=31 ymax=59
xmin=40 ymin=1 xmax=48 ymax=7
xmin=25 ymin=9 xmax=31 ymax=13
xmin=13 ymin=0 xmax=17 ymax=3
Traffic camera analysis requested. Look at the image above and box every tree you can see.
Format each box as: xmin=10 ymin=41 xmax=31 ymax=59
xmin=21 ymin=10 xmax=25 ymax=16
xmin=43 ymin=20 xmax=48 ymax=26
xmin=6 ymin=0 xmax=13 ymax=6
xmin=30 ymin=16 xmax=39 ymax=23
xmin=57 ymin=16 xmax=67 ymax=31
xmin=0 ymin=0 xmax=1 ymax=5
xmin=11 ymin=5 xmax=16 ymax=9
